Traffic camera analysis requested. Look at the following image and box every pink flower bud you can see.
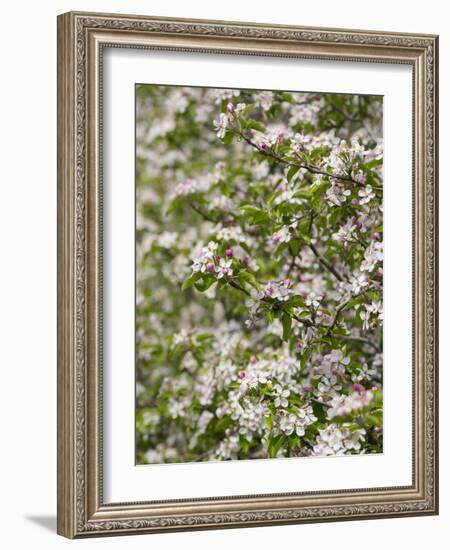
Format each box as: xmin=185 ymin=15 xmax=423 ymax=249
xmin=351 ymin=198 xmax=359 ymax=205
xmin=214 ymin=255 xmax=221 ymax=262
xmin=373 ymin=232 xmax=381 ymax=241
xmin=206 ymin=263 xmax=215 ymax=273
xmin=249 ymin=355 xmax=257 ymax=364
xmin=374 ymin=426 xmax=382 ymax=433
xmin=226 ymin=248 xmax=233 ymax=258
xmin=353 ymin=383 xmax=362 ymax=392
xmin=245 ymin=319 xmax=253 ymax=329
xmin=316 ymin=310 xmax=323 ymax=317
xmin=227 ymin=102 xmax=234 ymax=112
xmin=238 ymin=370 xmax=246 ymax=379
xmin=260 ymin=142 xmax=268 ymax=150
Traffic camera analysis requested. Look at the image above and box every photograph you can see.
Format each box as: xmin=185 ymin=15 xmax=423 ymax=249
xmin=135 ymin=84 xmax=384 ymax=465
xmin=0 ymin=0 xmax=444 ymax=544
xmin=55 ymin=10 xmax=438 ymax=538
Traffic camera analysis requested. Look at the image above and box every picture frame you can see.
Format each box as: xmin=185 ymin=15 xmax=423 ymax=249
xmin=57 ymin=10 xmax=439 ymax=538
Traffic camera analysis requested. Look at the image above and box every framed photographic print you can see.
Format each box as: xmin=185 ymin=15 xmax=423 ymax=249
xmin=57 ymin=11 xmax=439 ymax=538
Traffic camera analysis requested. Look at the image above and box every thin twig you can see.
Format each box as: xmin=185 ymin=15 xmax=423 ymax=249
xmin=227 ymin=278 xmax=315 ymax=329
xmin=308 ymin=242 xmax=344 ymax=282
xmin=291 ymin=312 xmax=315 ymax=328
xmin=236 ymin=131 xmax=363 ymax=187
xmin=188 ymin=202 xmax=218 ymax=224
xmin=334 ymin=334 xmax=381 ymax=353
xmin=328 ymin=297 xmax=353 ymax=336
xmin=228 ymin=279 xmax=251 ymax=296
xmin=327 ymin=288 xmax=372 ymax=336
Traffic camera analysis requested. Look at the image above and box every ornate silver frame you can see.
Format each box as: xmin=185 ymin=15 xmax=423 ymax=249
xmin=57 ymin=11 xmax=439 ymax=538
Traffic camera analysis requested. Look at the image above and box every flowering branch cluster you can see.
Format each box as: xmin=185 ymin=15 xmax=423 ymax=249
xmin=136 ymin=85 xmax=383 ymax=463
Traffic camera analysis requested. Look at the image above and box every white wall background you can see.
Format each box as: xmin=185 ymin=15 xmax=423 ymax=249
xmin=0 ymin=1 xmax=446 ymax=548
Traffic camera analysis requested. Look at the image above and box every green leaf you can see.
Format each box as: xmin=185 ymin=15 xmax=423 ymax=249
xmin=194 ymin=277 xmax=216 ymax=292
xmin=181 ymin=272 xmax=202 ymax=291
xmin=221 ymin=131 xmax=234 ymax=146
xmin=238 ymin=270 xmax=259 ymax=289
xmin=268 ymin=434 xmax=287 ymax=458
xmin=286 ymin=295 xmax=305 ymax=308
xmin=267 ymin=191 xmax=281 ymax=206
xmin=293 ymin=190 xmax=311 ymax=200
xmin=295 ymin=310 xmax=310 ymax=319
xmin=301 ymin=234 xmax=311 ymax=245
xmin=288 ymin=239 xmax=301 ymax=256
xmin=245 ymin=118 xmax=266 ymax=133
xmin=166 ymin=197 xmax=182 ymax=214
xmin=265 ymin=310 xmax=275 ymax=323
xmin=365 ymin=158 xmax=383 ymax=169
xmin=281 ymin=313 xmax=292 ymax=341
xmin=312 ymin=402 xmax=327 ymax=423
xmin=195 ymin=333 xmax=214 ymax=342
xmin=275 ymin=241 xmax=289 ymax=257
xmin=240 ymin=205 xmax=271 ymax=225
xmin=287 ymin=165 xmax=300 ymax=182
xmin=215 ymin=415 xmax=233 ymax=433
xmin=278 ymin=92 xmax=294 ymax=103
xmin=217 ymin=279 xmax=227 ymax=290
xmin=300 ymin=348 xmax=312 ymax=369
xmin=169 ymin=344 xmax=189 ymax=369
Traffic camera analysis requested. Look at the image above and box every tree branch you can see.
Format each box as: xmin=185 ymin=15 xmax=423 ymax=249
xmin=188 ymin=201 xmax=218 ymax=224
xmin=308 ymin=242 xmax=344 ymax=282
xmin=327 ymin=288 xmax=373 ymax=336
xmin=334 ymin=334 xmax=381 ymax=353
xmin=227 ymin=279 xmax=251 ymax=296
xmin=236 ymin=130 xmax=363 ymax=187
xmin=226 ymin=279 xmax=316 ymax=329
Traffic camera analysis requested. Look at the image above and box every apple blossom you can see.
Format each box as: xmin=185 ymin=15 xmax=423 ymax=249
xmin=136 ymin=84 xmax=383 ymax=464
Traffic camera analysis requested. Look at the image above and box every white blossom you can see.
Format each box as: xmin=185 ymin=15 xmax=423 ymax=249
xmin=326 ymin=390 xmax=374 ymax=419
xmin=216 ymin=258 xmax=233 ymax=279
xmin=191 ymin=241 xmax=219 ymax=273
xmin=313 ymin=424 xmax=366 ymax=455
xmin=213 ymin=112 xmax=230 ymax=138
xmin=358 ymin=185 xmax=375 ymax=205
xmin=255 ymin=91 xmax=274 ymax=111
xmin=273 ymin=385 xmax=290 ymax=408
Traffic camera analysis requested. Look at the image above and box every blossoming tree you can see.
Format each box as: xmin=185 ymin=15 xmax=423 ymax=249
xmin=135 ymin=84 xmax=383 ymax=463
